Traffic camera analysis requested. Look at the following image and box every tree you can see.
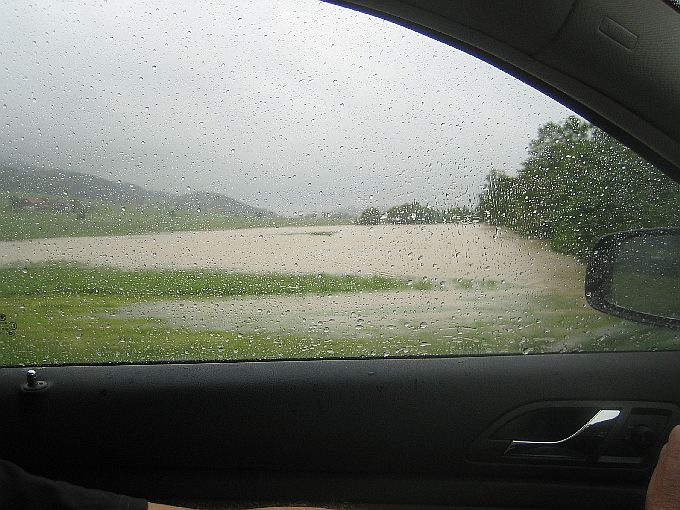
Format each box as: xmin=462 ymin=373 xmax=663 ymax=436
xmin=477 ymin=116 xmax=680 ymax=260
xmin=358 ymin=207 xmax=382 ymax=225
xmin=385 ymin=201 xmax=439 ymax=224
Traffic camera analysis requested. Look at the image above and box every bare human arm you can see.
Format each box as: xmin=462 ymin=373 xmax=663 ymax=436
xmin=647 ymin=425 xmax=680 ymax=510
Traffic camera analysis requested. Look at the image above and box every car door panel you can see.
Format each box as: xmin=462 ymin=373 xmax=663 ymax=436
xmin=1 ymin=351 xmax=678 ymax=508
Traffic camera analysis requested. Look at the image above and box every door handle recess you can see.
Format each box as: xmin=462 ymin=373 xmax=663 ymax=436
xmin=505 ymin=409 xmax=620 ymax=459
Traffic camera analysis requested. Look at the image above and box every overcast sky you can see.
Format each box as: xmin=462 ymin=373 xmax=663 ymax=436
xmin=0 ymin=0 xmax=575 ymax=215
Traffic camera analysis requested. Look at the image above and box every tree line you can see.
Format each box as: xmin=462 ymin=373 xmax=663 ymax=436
xmin=357 ymin=116 xmax=680 ymax=262
xmin=358 ymin=201 xmax=476 ymax=225
xmin=477 ymin=116 xmax=680 ymax=260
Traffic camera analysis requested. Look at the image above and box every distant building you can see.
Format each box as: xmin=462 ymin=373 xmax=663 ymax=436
xmin=12 ymin=197 xmax=50 ymax=210
xmin=10 ymin=197 xmax=86 ymax=214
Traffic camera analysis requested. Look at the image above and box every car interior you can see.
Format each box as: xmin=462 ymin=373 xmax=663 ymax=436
xmin=2 ymin=0 xmax=680 ymax=509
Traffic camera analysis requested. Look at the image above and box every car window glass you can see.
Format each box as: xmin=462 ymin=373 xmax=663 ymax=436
xmin=1 ymin=0 xmax=679 ymax=366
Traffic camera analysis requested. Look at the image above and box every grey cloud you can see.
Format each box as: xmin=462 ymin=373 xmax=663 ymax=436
xmin=0 ymin=0 xmax=574 ymax=214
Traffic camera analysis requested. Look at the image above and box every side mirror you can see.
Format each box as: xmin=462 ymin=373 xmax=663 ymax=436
xmin=586 ymin=228 xmax=680 ymax=329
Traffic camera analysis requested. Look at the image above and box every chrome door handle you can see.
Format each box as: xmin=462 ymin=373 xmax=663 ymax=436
xmin=505 ymin=409 xmax=621 ymax=459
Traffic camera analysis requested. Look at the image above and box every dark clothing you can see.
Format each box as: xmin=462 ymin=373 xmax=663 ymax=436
xmin=0 ymin=459 xmax=147 ymax=510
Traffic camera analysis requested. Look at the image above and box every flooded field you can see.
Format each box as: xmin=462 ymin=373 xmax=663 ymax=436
xmin=0 ymin=225 xmax=675 ymax=361
xmin=0 ymin=223 xmax=579 ymax=285
xmin=0 ymin=225 xmax=583 ymax=337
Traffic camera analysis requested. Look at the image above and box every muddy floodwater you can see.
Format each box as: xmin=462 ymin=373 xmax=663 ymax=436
xmin=0 ymin=224 xmax=579 ymax=282
xmin=0 ymin=224 xmax=589 ymax=342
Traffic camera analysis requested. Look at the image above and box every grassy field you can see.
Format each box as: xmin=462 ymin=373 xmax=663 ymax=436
xmin=0 ymin=263 xmax=429 ymax=298
xmin=0 ymin=204 xmax=351 ymax=241
xmin=1 ymin=263 xmax=677 ymax=366
xmin=0 ymin=263 xmax=432 ymax=365
xmin=2 ymin=290 xmax=677 ymax=366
